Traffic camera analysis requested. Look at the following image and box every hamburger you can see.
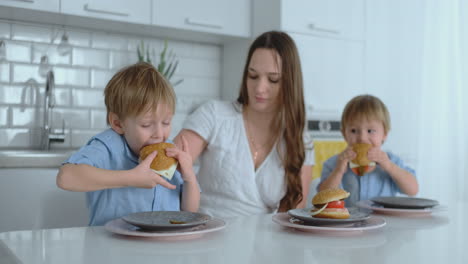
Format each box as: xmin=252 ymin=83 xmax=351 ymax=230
xmin=311 ymin=188 xmax=350 ymax=219
xmin=349 ymin=143 xmax=376 ymax=176
xmin=139 ymin=142 xmax=178 ymax=180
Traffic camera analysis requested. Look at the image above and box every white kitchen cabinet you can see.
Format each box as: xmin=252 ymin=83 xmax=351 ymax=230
xmin=252 ymin=0 xmax=366 ymax=115
xmin=0 ymin=0 xmax=59 ymax=12
xmin=292 ymin=33 xmax=364 ymax=114
xmin=153 ymin=0 xmax=251 ymax=37
xmin=61 ymin=0 xmax=151 ymax=25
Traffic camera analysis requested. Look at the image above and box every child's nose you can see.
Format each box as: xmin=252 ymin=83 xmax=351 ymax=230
xmin=152 ymin=125 xmax=164 ymax=138
xmin=357 ymin=131 xmax=367 ymax=142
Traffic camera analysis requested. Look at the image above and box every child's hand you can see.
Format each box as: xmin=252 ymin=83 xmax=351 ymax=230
xmin=337 ymin=146 xmax=356 ymax=172
xmin=131 ymin=151 xmax=176 ymax=189
xmin=367 ymin=146 xmax=391 ymax=169
xmin=165 ymin=136 xmax=197 ymax=183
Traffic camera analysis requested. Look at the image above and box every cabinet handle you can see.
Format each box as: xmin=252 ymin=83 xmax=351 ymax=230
xmin=83 ymin=4 xmax=129 ymax=17
xmin=185 ymin=18 xmax=222 ymax=29
xmin=10 ymin=0 xmax=34 ymax=3
xmin=308 ymin=24 xmax=340 ymax=35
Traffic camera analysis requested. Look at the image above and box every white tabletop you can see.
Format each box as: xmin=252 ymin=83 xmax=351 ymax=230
xmin=0 ymin=202 xmax=465 ymax=264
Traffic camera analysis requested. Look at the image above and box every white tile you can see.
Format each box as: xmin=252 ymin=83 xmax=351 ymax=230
xmin=0 ymin=84 xmax=37 ymax=104
xmin=191 ymin=43 xmax=221 ymax=60
xmin=72 ymin=89 xmax=104 ymax=108
xmin=0 ymin=22 xmax=11 ymax=39
xmin=12 ymin=64 xmax=44 ymax=83
xmin=175 ymin=76 xmax=220 ymax=97
xmin=73 ymin=48 xmax=109 ymax=68
xmin=52 ymin=28 xmax=91 ymax=47
xmin=178 ymin=57 xmax=221 ymax=78
xmin=91 ymin=69 xmax=114 ymax=89
xmin=92 ymin=32 xmax=129 ymax=51
xmin=12 ymin=24 xmax=52 ymax=43
xmin=0 ymin=62 xmax=10 ymax=82
xmin=5 ymin=41 xmax=31 ymax=63
xmin=52 ymin=108 xmax=90 ymax=129
xmin=11 ymin=107 xmax=42 ymax=127
xmin=71 ymin=129 xmax=101 ymax=148
xmin=0 ymin=128 xmax=31 ymax=147
xmin=0 ymin=106 xmax=8 ymax=126
xmin=170 ymin=113 xmax=187 ymax=139
xmin=54 ymin=67 xmax=89 ymax=87
xmin=129 ymin=37 xmax=160 ymax=52
xmin=32 ymin=43 xmax=71 ymax=65
xmin=109 ymin=51 xmax=134 ymax=70
xmin=165 ymin=40 xmax=193 ymax=58
xmin=90 ymin=110 xmax=107 ymax=129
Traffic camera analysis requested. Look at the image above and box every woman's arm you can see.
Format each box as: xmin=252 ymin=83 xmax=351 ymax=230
xmin=173 ymin=129 xmax=208 ymax=162
xmin=56 ymin=151 xmax=176 ymax=192
xmin=296 ymin=165 xmax=313 ymax=208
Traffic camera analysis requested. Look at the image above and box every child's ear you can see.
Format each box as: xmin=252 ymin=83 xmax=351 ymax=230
xmin=109 ymin=112 xmax=124 ymax=135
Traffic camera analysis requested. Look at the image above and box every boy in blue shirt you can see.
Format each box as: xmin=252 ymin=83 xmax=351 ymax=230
xmin=318 ymin=95 xmax=418 ymax=206
xmin=57 ymin=62 xmax=200 ymax=226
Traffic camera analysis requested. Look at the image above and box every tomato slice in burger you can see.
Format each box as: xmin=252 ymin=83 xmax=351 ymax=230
xmin=326 ymin=200 xmax=345 ymax=208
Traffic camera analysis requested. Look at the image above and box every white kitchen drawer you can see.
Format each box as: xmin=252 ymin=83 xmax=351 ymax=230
xmin=61 ymin=0 xmax=151 ymax=25
xmin=153 ymin=0 xmax=251 ymax=37
xmin=0 ymin=0 xmax=59 ymax=12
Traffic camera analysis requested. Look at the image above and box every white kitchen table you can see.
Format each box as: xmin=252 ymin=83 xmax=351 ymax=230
xmin=0 ymin=202 xmax=465 ymax=264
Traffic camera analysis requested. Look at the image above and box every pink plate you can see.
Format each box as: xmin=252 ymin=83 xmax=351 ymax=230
xmin=104 ymin=218 xmax=226 ymax=240
xmin=356 ymin=200 xmax=437 ymax=217
xmin=272 ymin=213 xmax=385 ymax=234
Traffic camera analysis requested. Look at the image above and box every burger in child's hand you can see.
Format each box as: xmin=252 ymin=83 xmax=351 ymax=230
xmin=139 ymin=142 xmax=178 ymax=180
xmin=350 ymin=143 xmax=376 ymax=176
xmin=311 ymin=188 xmax=350 ymax=219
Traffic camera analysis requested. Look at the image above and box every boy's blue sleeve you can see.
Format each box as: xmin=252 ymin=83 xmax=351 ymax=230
xmin=64 ymin=139 xmax=111 ymax=169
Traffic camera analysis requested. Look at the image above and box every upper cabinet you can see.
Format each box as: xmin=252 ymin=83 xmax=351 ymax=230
xmin=153 ymin=0 xmax=251 ymax=38
xmin=280 ymin=0 xmax=364 ymax=41
xmin=61 ymin=0 xmax=151 ymax=25
xmin=0 ymin=0 xmax=59 ymax=12
xmin=252 ymin=0 xmax=366 ymax=115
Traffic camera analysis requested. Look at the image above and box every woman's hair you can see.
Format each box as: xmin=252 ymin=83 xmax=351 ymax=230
xmin=341 ymin=94 xmax=391 ymax=134
xmin=237 ymin=31 xmax=306 ymax=211
xmin=104 ymin=62 xmax=176 ymax=124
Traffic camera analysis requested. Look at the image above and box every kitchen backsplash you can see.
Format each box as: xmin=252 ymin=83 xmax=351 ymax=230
xmin=0 ymin=19 xmax=221 ymax=149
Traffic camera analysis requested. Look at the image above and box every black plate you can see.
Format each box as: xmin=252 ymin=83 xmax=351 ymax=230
xmin=287 ymin=207 xmax=371 ymax=225
xmin=122 ymin=211 xmax=211 ymax=231
xmin=371 ymin=196 xmax=439 ymax=209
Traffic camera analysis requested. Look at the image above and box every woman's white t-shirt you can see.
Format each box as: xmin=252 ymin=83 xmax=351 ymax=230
xmin=183 ymin=100 xmax=315 ymax=219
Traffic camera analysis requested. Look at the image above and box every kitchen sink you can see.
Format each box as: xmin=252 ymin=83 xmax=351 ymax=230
xmin=0 ymin=149 xmax=76 ymax=168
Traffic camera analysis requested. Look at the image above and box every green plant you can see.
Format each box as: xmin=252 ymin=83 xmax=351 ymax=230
xmin=137 ymin=40 xmax=183 ymax=86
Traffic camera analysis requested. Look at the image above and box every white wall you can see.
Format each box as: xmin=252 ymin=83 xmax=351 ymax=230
xmin=0 ymin=19 xmax=222 ymax=149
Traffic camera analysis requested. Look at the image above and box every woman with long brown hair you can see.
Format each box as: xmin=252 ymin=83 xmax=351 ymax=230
xmin=175 ymin=31 xmax=314 ymax=218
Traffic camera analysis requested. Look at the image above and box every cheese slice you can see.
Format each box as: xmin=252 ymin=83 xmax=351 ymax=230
xmin=152 ymin=162 xmax=178 ymax=180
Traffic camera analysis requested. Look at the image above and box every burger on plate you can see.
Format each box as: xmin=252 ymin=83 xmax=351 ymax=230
xmin=311 ymin=188 xmax=350 ymax=219
xmin=139 ymin=142 xmax=178 ymax=180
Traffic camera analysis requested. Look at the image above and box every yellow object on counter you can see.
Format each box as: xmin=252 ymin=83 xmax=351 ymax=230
xmin=312 ymin=140 xmax=347 ymax=180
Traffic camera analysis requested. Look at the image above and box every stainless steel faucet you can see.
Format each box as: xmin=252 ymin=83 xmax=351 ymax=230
xmin=41 ymin=70 xmax=65 ymax=150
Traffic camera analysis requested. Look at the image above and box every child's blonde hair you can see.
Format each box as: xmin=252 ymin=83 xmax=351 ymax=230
xmin=104 ymin=62 xmax=176 ymax=124
xmin=341 ymin=95 xmax=391 ymax=134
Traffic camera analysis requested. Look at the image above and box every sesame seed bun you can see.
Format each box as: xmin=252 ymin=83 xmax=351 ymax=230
xmin=312 ymin=188 xmax=350 ymax=205
xmin=352 ymin=143 xmax=372 ymax=166
xmin=139 ymin=142 xmax=178 ymax=179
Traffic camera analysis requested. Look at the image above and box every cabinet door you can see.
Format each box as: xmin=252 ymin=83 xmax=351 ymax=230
xmin=61 ymin=0 xmax=151 ymax=25
xmin=281 ymin=0 xmax=364 ymax=41
xmin=153 ymin=0 xmax=250 ymax=37
xmin=292 ymin=33 xmax=365 ymax=113
xmin=0 ymin=0 xmax=59 ymax=12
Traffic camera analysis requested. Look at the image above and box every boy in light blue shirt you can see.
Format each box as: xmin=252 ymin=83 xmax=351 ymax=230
xmin=318 ymin=95 xmax=418 ymax=206
xmin=57 ymin=62 xmax=200 ymax=226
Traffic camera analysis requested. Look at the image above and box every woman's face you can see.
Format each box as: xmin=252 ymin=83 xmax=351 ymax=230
xmin=246 ymin=48 xmax=282 ymax=113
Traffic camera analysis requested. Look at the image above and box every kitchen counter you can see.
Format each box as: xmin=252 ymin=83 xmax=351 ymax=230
xmin=0 ymin=149 xmax=76 ymax=168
